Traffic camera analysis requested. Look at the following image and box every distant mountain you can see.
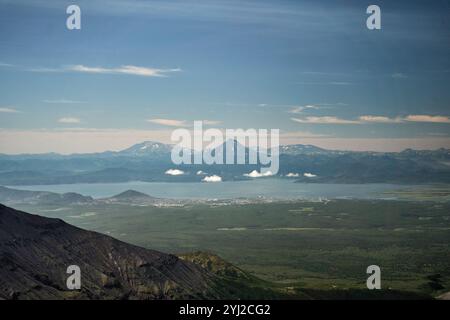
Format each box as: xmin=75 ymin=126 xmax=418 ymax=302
xmin=0 ymin=186 xmax=93 ymax=205
xmin=105 ymin=190 xmax=159 ymax=204
xmin=0 ymin=141 xmax=450 ymax=185
xmin=117 ymin=141 xmax=172 ymax=156
xmin=111 ymin=189 xmax=156 ymax=199
xmin=279 ymin=144 xmax=328 ymax=155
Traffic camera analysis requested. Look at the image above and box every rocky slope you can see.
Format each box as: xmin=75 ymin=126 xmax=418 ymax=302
xmin=0 ymin=204 xmax=225 ymax=300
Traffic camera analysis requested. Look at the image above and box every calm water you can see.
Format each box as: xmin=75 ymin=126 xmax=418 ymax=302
xmin=9 ymin=179 xmax=417 ymax=200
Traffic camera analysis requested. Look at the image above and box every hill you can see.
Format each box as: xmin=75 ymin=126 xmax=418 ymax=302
xmin=109 ymin=189 xmax=157 ymax=201
xmin=0 ymin=204 xmax=223 ymax=299
xmin=0 ymin=186 xmax=93 ymax=205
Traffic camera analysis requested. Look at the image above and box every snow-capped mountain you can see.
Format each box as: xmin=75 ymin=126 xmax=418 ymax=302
xmin=118 ymin=141 xmax=173 ymax=156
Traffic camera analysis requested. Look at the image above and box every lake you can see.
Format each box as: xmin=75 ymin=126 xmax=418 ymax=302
xmin=8 ymin=179 xmax=426 ymax=200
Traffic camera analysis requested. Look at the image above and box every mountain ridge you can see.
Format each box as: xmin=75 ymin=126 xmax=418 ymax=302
xmin=2 ymin=141 xmax=449 ymax=158
xmin=1 ymin=141 xmax=450 ymax=185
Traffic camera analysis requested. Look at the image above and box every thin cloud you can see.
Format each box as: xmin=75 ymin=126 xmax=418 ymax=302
xmin=28 ymin=67 xmax=62 ymax=73
xmin=292 ymin=115 xmax=450 ymax=125
xmin=361 ymin=115 xmax=450 ymax=124
xmin=44 ymin=99 xmax=86 ymax=104
xmin=68 ymin=65 xmax=181 ymax=77
xmin=301 ymin=71 xmax=349 ymax=76
xmin=289 ymin=105 xmax=319 ymax=114
xmin=146 ymin=119 xmax=221 ymax=127
xmin=404 ymin=115 xmax=450 ymax=123
xmin=359 ymin=115 xmax=402 ymax=123
xmin=291 ymin=116 xmax=361 ymax=124
xmin=280 ymin=131 xmax=331 ymax=139
xmin=329 ymin=82 xmax=353 ymax=85
xmin=296 ymin=81 xmax=353 ymax=86
xmin=0 ymin=107 xmax=21 ymax=113
xmin=58 ymin=117 xmax=81 ymax=124
xmin=391 ymin=73 xmax=408 ymax=79
xmin=0 ymin=62 xmax=14 ymax=67
xmin=147 ymin=119 xmax=187 ymax=127
xmin=30 ymin=64 xmax=181 ymax=77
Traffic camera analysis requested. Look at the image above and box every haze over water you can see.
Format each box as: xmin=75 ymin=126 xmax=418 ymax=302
xmin=9 ymin=179 xmax=424 ymax=200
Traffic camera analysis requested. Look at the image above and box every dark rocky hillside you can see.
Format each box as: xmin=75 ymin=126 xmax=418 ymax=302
xmin=0 ymin=204 xmax=226 ymax=299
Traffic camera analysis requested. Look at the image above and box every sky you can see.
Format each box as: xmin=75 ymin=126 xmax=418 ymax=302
xmin=0 ymin=0 xmax=449 ymax=154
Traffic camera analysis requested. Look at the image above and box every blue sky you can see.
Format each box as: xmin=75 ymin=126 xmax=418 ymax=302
xmin=0 ymin=0 xmax=449 ymax=153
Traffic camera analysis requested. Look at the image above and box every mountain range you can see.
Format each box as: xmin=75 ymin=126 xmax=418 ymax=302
xmin=0 ymin=141 xmax=449 ymax=185
xmin=0 ymin=186 xmax=168 ymax=206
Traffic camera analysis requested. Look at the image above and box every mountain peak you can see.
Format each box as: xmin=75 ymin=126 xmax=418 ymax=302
xmin=119 ymin=141 xmax=172 ymax=155
xmin=110 ymin=189 xmax=155 ymax=200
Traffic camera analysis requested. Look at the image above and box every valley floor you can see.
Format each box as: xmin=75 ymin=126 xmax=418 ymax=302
xmin=10 ymin=198 xmax=450 ymax=298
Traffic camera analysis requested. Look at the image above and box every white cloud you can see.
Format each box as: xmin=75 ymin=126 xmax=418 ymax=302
xmin=244 ymin=170 xmax=274 ymax=178
xmin=359 ymin=115 xmax=402 ymax=123
xmin=404 ymin=115 xmax=450 ymax=123
xmin=58 ymin=117 xmax=81 ymax=124
xmin=30 ymin=64 xmax=181 ymax=77
xmin=147 ymin=119 xmax=187 ymax=127
xmin=286 ymin=173 xmax=300 ymax=177
xmin=68 ymin=65 xmax=181 ymax=77
xmin=291 ymin=116 xmax=361 ymax=124
xmin=289 ymin=105 xmax=319 ymax=114
xmin=165 ymin=169 xmax=184 ymax=176
xmin=0 ymin=107 xmax=20 ymax=113
xmin=202 ymin=175 xmax=222 ymax=182
xmin=304 ymin=173 xmax=317 ymax=178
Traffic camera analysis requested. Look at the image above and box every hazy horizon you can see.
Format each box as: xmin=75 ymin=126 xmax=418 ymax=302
xmin=1 ymin=132 xmax=450 ymax=155
xmin=1 ymin=0 xmax=449 ymax=154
